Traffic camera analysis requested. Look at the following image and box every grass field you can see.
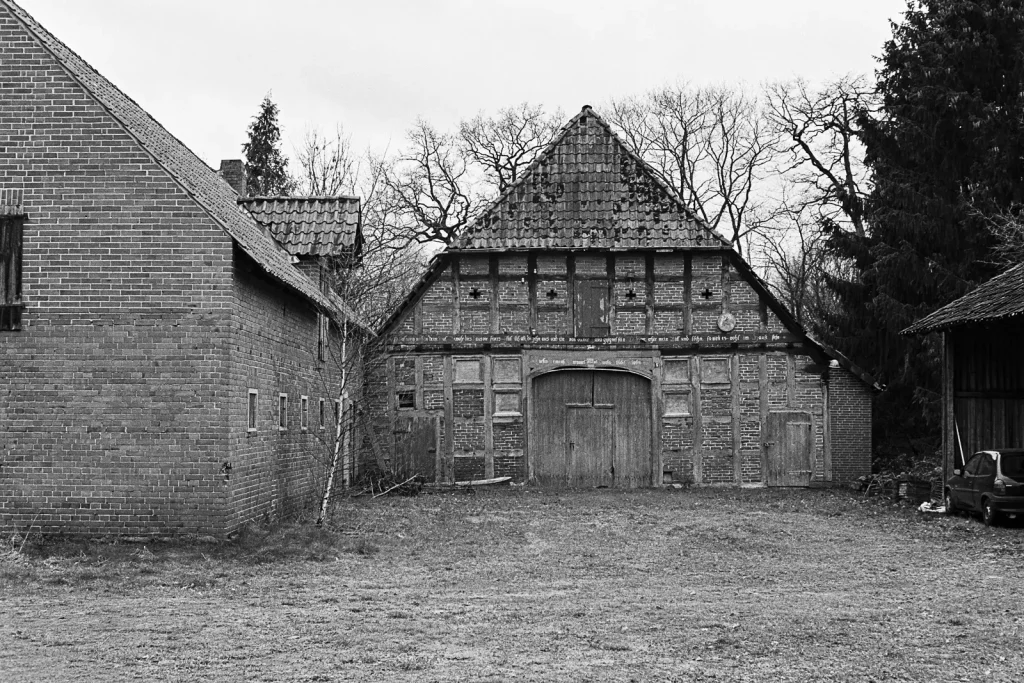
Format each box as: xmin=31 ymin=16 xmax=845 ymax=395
xmin=2 ymin=487 xmax=1023 ymax=682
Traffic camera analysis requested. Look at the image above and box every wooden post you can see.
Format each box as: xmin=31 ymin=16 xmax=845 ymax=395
xmin=943 ymin=331 xmax=955 ymax=486
xmin=528 ymin=253 xmax=538 ymax=333
xmin=443 ymin=355 xmax=455 ymax=484
xmin=484 ymin=354 xmax=494 ymax=479
xmin=759 ymin=353 xmax=769 ymax=484
xmin=732 ymin=352 xmax=742 ymax=484
xmin=692 ymin=357 xmax=703 ymax=484
xmin=451 ymin=257 xmax=461 ymax=334
xmin=489 ymin=255 xmax=499 ymax=335
xmin=645 ymin=252 xmax=656 ymax=335
xmin=683 ymin=253 xmax=692 ymax=336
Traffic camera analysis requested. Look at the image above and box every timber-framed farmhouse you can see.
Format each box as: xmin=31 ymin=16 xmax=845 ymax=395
xmin=369 ymin=106 xmax=875 ymax=488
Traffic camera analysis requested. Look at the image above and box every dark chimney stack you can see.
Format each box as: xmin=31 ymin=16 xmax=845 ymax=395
xmin=218 ymin=159 xmax=246 ymax=196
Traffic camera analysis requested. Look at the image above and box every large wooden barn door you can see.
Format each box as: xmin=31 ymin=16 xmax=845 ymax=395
xmin=765 ymin=411 xmax=813 ymax=487
xmin=394 ymin=416 xmax=438 ymax=480
xmin=532 ymin=370 xmax=652 ymax=487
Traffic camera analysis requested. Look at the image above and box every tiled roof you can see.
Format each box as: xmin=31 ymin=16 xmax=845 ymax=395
xmin=240 ymin=197 xmax=361 ymax=257
xmin=0 ymin=0 xmax=350 ymax=322
xmin=453 ymin=106 xmax=729 ymax=251
xmin=903 ymin=262 xmax=1024 ymax=334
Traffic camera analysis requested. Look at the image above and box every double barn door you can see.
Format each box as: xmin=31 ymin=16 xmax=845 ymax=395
xmin=532 ymin=370 xmax=653 ymax=488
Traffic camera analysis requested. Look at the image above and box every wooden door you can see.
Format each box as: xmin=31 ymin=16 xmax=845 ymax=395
xmin=394 ymin=416 xmax=437 ymax=480
xmin=567 ymin=406 xmax=615 ymax=486
xmin=531 ymin=370 xmax=652 ymax=487
xmin=765 ymin=411 xmax=813 ymax=487
xmin=575 ymin=280 xmax=610 ymax=337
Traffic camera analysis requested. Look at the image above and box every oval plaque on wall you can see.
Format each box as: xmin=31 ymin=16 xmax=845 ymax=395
xmin=717 ymin=312 xmax=737 ymax=333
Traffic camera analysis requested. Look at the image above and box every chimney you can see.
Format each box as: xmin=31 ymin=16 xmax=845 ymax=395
xmin=218 ymin=159 xmax=246 ymax=196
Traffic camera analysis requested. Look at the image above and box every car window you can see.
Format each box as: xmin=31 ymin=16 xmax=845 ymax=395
xmin=1000 ymin=453 xmax=1024 ymax=480
xmin=964 ymin=453 xmax=985 ymax=475
xmin=977 ymin=454 xmax=996 ymax=477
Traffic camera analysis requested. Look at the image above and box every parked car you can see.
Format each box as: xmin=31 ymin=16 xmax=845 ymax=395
xmin=945 ymin=449 xmax=1024 ymax=526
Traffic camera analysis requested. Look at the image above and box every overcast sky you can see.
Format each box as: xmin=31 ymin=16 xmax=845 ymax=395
xmin=18 ymin=0 xmax=908 ymax=169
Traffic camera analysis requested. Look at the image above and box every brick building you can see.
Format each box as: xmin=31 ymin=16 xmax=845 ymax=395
xmin=0 ymin=0 xmax=364 ymax=535
xmin=371 ymin=107 xmax=875 ymax=488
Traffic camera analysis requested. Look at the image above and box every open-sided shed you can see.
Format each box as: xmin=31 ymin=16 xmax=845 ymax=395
xmin=905 ymin=262 xmax=1024 ymax=480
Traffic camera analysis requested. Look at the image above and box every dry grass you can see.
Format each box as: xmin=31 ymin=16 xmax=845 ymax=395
xmin=2 ymin=487 xmax=1023 ymax=682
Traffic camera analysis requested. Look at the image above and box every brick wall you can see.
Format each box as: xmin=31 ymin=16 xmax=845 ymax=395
xmin=0 ymin=9 xmax=337 ymax=535
xmin=0 ymin=9 xmax=235 ymax=535
xmin=224 ymin=258 xmax=344 ymax=532
xmin=828 ymin=365 xmax=872 ymax=482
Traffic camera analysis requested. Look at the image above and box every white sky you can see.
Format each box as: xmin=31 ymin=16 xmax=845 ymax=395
xmin=18 ymin=0 xmax=907 ymax=169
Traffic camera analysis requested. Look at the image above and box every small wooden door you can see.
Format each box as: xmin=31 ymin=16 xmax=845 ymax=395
xmin=567 ymin=406 xmax=615 ymax=486
xmin=765 ymin=411 xmax=813 ymax=487
xmin=394 ymin=416 xmax=437 ymax=480
xmin=575 ymin=280 xmax=610 ymax=337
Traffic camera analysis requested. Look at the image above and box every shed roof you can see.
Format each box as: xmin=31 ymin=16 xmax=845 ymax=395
xmin=0 ymin=0 xmax=351 ymax=323
xmin=453 ymin=106 xmax=730 ymax=252
xmin=903 ymin=262 xmax=1024 ymax=335
xmin=240 ymin=196 xmax=362 ymax=258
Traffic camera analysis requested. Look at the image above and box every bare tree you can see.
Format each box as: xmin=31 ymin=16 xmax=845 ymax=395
xmin=764 ymin=76 xmax=877 ymax=239
xmin=608 ymin=84 xmax=780 ymax=254
xmin=293 ymin=125 xmax=358 ymax=196
xmin=379 ymin=119 xmax=477 ymax=244
xmin=459 ymin=102 xmax=564 ymax=193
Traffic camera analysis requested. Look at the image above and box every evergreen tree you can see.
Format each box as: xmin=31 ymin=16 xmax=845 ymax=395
xmin=243 ymin=95 xmax=292 ymax=196
xmin=822 ymin=0 xmax=1024 ymax=460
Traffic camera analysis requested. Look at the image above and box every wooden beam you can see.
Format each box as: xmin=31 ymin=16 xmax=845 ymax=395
xmin=443 ymin=355 xmax=455 ymax=484
xmin=692 ymin=357 xmax=703 ymax=484
xmin=759 ymin=353 xmax=768 ymax=484
xmin=528 ymin=252 xmax=538 ymax=334
xmin=645 ymin=252 xmax=655 ymax=335
xmin=490 ymin=255 xmax=499 ymax=335
xmin=683 ymin=252 xmax=692 ymax=336
xmin=732 ymin=352 xmax=742 ymax=484
xmin=451 ymin=257 xmax=461 ymax=335
xmin=484 ymin=354 xmax=494 ymax=479
xmin=943 ymin=331 xmax=955 ymax=483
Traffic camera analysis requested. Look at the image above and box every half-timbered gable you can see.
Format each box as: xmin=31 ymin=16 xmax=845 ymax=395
xmin=370 ymin=106 xmax=874 ymax=488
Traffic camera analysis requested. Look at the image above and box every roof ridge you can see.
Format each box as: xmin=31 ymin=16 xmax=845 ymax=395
xmin=453 ymin=104 xmax=729 ymax=250
xmin=240 ymin=195 xmax=361 ymax=203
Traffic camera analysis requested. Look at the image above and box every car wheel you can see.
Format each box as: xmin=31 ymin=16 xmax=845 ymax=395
xmin=982 ymin=499 xmax=999 ymax=527
xmin=944 ymin=489 xmax=957 ymax=515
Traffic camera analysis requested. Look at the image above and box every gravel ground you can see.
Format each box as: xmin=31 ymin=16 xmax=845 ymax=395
xmin=2 ymin=487 xmax=1022 ymax=682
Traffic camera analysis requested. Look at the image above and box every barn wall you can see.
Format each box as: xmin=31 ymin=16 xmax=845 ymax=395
xmin=828 ymin=365 xmax=873 ymax=482
xmin=225 ymin=257 xmax=346 ymax=532
xmin=0 ymin=8 xmax=235 ymax=535
xmin=372 ymin=249 xmax=865 ymax=487
xmin=951 ymin=323 xmax=1024 ymax=462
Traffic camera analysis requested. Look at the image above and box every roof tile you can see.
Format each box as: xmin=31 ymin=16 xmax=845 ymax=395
xmin=240 ymin=197 xmax=361 ymax=257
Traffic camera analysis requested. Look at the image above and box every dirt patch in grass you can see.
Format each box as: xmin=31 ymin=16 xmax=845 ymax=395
xmin=2 ymin=487 xmax=1023 ymax=682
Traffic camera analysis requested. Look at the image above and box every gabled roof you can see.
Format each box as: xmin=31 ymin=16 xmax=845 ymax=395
xmin=453 ymin=106 xmax=730 ymax=251
xmin=240 ymin=196 xmax=362 ymax=258
xmin=904 ymin=262 xmax=1024 ymax=334
xmin=0 ymin=0 xmax=349 ymax=322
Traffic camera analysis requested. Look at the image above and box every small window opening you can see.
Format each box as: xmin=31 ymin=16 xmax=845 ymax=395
xmin=469 ymin=287 xmax=482 ymax=300
xmin=279 ymin=394 xmax=288 ymax=431
xmin=300 ymin=395 xmax=309 ymax=431
xmin=397 ymin=391 xmax=416 ymax=409
xmin=319 ymin=398 xmax=326 ymax=431
xmin=546 ymin=288 xmax=558 ymax=300
xmin=247 ymin=389 xmax=258 ymax=432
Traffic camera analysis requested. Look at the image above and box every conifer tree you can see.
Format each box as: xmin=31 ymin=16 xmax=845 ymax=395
xmin=822 ymin=0 xmax=1024 ymax=459
xmin=243 ymin=94 xmax=292 ymax=196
